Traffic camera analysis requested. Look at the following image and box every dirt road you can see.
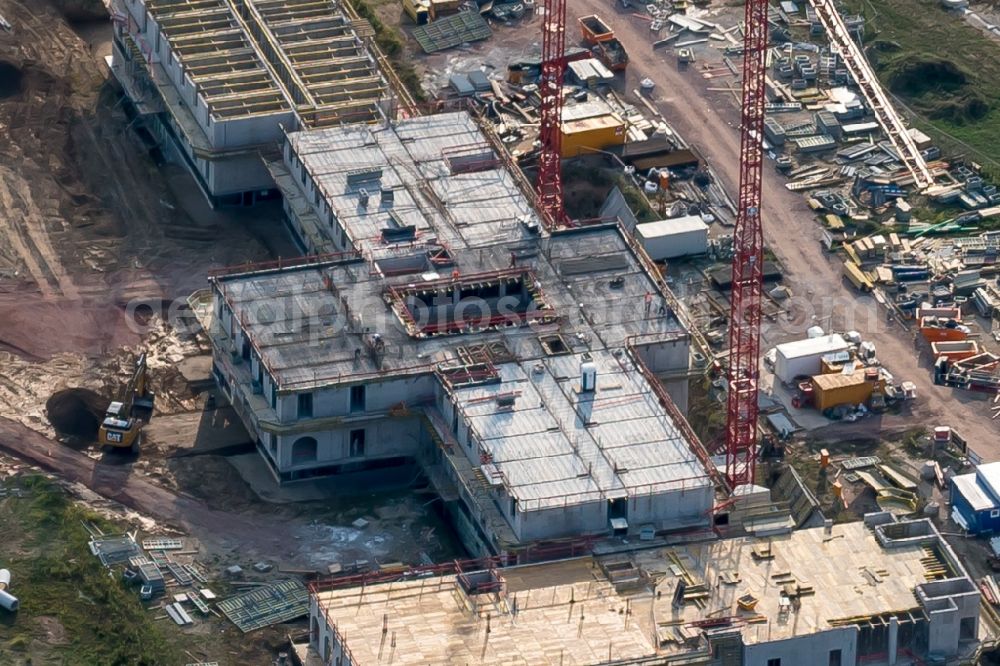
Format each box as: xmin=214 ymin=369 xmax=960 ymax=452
xmin=569 ymin=0 xmax=999 ymax=452
xmin=0 ymin=416 xmax=451 ymax=569
xmin=0 ymin=415 xmax=293 ymax=555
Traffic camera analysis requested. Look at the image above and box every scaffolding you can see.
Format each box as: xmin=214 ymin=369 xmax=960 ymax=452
xmin=218 ymin=579 xmax=310 ymax=632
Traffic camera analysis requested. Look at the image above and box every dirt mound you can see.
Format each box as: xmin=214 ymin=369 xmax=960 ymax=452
xmin=886 ymin=57 xmax=989 ymax=124
xmin=46 ymin=388 xmax=109 ymax=439
xmin=888 ymin=57 xmax=968 ymax=96
xmin=49 ymin=0 xmax=107 ymax=22
xmin=0 ymin=62 xmax=24 ymax=99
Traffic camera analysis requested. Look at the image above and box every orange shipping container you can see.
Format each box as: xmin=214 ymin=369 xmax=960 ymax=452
xmin=931 ymin=340 xmax=980 ymax=362
xmin=919 ymin=317 xmax=968 ymax=343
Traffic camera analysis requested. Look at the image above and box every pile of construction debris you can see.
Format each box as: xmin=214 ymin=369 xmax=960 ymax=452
xmin=87 ymin=525 xmax=313 ymax=635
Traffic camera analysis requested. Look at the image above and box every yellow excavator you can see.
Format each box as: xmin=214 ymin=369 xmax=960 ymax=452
xmin=98 ymin=353 xmax=155 ymax=454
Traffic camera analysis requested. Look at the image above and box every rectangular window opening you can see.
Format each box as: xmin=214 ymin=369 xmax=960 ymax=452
xmin=297 ymin=393 xmax=313 ymax=419
xmin=350 ymin=385 xmax=366 ymax=413
xmin=349 ymin=429 xmax=366 ymax=457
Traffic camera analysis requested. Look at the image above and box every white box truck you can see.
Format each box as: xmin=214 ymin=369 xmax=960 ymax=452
xmin=773 ymin=334 xmax=849 ymax=384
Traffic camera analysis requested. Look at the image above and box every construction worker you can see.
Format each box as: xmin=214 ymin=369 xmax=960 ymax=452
xmin=644 ymin=292 xmax=653 ymax=317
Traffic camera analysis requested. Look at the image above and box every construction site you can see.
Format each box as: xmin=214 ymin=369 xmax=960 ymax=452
xmin=2 ymin=0 xmax=1000 ymax=662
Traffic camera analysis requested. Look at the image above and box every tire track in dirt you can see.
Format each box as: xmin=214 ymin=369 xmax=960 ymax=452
xmin=8 ymin=169 xmax=81 ymax=300
xmin=0 ymin=169 xmax=60 ymax=298
xmin=0 ymin=416 xmax=322 ymax=564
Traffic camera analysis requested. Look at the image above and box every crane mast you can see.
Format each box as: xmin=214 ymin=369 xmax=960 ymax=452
xmin=724 ymin=0 xmax=770 ymax=489
xmin=537 ymin=0 xmax=568 ymax=229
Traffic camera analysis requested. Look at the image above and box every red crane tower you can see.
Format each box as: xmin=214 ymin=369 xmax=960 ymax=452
xmin=724 ymin=0 xmax=770 ymax=488
xmin=536 ymin=0 xmax=568 ymax=229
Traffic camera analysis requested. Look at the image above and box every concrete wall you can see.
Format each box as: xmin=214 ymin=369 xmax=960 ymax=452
xmin=628 ymin=483 xmax=712 ymax=528
xmin=208 ymin=113 xmax=290 ymax=150
xmin=917 ymin=578 xmax=980 ymax=657
xmin=634 ymin=336 xmax=690 ymax=374
xmin=515 ymin=500 xmax=607 ymax=541
xmin=276 ymin=375 xmax=437 ymax=423
xmin=275 ymin=416 xmax=425 ymax=471
xmin=661 ymin=377 xmax=689 ymax=414
xmin=742 ymin=627 xmax=858 ymax=666
xmin=282 ymin=136 xmax=362 ymax=252
xmin=208 ymin=153 xmax=281 ymax=198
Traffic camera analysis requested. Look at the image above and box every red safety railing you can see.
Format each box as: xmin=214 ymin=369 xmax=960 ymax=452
xmin=626 ymin=334 xmax=726 ymax=494
xmin=308 ymin=555 xmax=514 ymax=595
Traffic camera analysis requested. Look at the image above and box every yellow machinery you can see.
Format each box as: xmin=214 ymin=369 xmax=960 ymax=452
xmin=98 ymin=353 xmax=155 ymax=454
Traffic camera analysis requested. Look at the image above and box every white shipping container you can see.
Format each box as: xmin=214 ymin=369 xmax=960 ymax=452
xmin=774 ymin=334 xmax=849 ymax=384
xmin=635 ymin=215 xmax=709 ymax=260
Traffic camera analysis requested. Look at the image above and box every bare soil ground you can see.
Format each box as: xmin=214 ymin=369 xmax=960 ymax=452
xmin=0 ymin=0 xmax=287 ymax=358
xmin=566 ymin=0 xmax=999 ymax=452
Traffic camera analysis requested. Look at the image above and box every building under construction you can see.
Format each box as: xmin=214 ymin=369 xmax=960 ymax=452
xmin=109 ymin=0 xmax=388 ymax=206
xmin=207 ymin=111 xmax=717 ymax=556
xmin=304 ymin=516 xmax=982 ymax=665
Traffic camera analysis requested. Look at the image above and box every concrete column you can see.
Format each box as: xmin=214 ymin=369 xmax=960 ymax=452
xmin=888 ymin=615 xmax=898 ymax=666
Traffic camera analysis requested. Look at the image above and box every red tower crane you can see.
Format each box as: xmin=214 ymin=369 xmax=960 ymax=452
xmin=536 ymin=0 xmax=568 ymax=229
xmin=724 ymin=0 xmax=770 ymax=488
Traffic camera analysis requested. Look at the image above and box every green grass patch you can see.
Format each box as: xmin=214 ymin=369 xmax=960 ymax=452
xmin=845 ymin=0 xmax=1000 ymax=168
xmin=617 ymin=176 xmax=659 ymax=223
xmin=349 ymin=0 xmax=427 ymax=103
xmin=687 ymin=377 xmax=726 ymax=445
xmin=0 ymin=476 xmax=179 ymax=666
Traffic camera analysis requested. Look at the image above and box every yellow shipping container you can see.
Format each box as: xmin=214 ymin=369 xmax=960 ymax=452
xmin=811 ymin=372 xmax=875 ymax=411
xmin=843 ymin=261 xmax=873 ymax=292
xmin=402 ymin=0 xmax=430 ymax=23
xmin=824 ymin=214 xmax=844 ymax=230
xmin=560 ymin=114 xmax=626 ymax=158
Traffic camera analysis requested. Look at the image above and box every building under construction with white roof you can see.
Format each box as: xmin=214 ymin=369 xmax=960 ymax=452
xmin=206 ymin=110 xmax=718 ymax=556
xmin=109 ymin=0 xmax=389 ymax=205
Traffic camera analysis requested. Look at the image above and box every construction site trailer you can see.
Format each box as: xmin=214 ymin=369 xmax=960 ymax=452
xmin=952 ymin=462 xmax=1000 ymax=534
xmin=810 ymin=371 xmax=875 ymax=411
xmin=635 ymin=215 xmax=710 ymax=260
xmin=773 ymin=334 xmax=849 ymax=384
xmin=560 ymin=113 xmax=626 ymax=157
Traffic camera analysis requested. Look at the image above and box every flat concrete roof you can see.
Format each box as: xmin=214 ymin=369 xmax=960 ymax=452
xmin=212 ymin=224 xmax=684 ymax=391
xmin=451 ymin=350 xmax=711 ymax=511
xmin=286 ymin=112 xmax=542 ymax=262
xmin=314 ymin=520 xmax=966 ymax=664
xmin=316 ymin=558 xmax=656 ymax=665
xmin=647 ymin=520 xmax=942 ymax=645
